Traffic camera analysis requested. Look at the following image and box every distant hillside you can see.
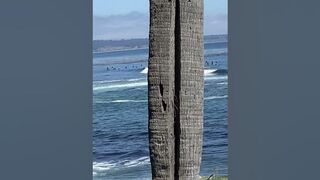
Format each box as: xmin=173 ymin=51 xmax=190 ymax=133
xmin=93 ymin=34 xmax=227 ymax=53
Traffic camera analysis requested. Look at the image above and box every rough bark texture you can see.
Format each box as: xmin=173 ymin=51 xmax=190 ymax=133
xmin=175 ymin=0 xmax=204 ymax=179
xmin=148 ymin=0 xmax=204 ymax=179
xmin=148 ymin=0 xmax=176 ymax=179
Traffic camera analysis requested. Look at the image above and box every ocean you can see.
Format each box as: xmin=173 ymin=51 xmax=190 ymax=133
xmin=93 ymin=37 xmax=228 ymax=179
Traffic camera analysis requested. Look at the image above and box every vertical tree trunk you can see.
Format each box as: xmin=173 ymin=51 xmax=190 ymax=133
xmin=148 ymin=0 xmax=176 ymax=179
xmin=148 ymin=0 xmax=204 ymax=179
xmin=175 ymin=0 xmax=204 ymax=179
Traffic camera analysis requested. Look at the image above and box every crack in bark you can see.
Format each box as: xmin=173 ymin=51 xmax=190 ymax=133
xmin=174 ymin=0 xmax=181 ymax=179
xmin=159 ymin=83 xmax=167 ymax=111
xmin=159 ymin=83 xmax=164 ymax=96
xmin=162 ymin=99 xmax=167 ymax=111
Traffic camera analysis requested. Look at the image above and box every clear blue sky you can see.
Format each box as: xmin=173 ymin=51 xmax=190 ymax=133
xmin=93 ymin=0 xmax=227 ymax=40
xmin=93 ymin=0 xmax=227 ymax=16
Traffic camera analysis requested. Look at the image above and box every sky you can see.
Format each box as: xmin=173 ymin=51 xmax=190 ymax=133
xmin=93 ymin=0 xmax=227 ymax=40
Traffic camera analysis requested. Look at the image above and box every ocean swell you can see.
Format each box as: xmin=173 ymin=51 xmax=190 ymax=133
xmin=93 ymin=156 xmax=150 ymax=177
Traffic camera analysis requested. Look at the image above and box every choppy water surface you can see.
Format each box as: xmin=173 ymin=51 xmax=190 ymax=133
xmin=93 ymin=38 xmax=228 ymax=180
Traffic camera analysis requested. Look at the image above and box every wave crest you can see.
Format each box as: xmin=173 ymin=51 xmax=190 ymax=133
xmin=93 ymin=157 xmax=150 ymax=177
xmin=205 ymin=95 xmax=228 ymax=100
xmin=111 ymin=99 xmax=147 ymax=103
xmin=141 ymin=67 xmax=228 ymax=76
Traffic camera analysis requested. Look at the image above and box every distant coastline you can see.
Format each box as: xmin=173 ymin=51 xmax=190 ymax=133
xmin=93 ymin=34 xmax=227 ymax=54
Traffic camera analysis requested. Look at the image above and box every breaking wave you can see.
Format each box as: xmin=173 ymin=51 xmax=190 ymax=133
xmin=140 ymin=67 xmax=227 ymax=76
xmin=93 ymin=81 xmax=147 ymax=92
xmin=204 ymin=95 xmax=228 ymax=100
xmin=217 ymin=82 xmax=228 ymax=85
xmin=93 ymin=68 xmax=227 ymax=93
xmin=93 ymin=156 xmax=150 ymax=177
xmin=111 ymin=99 xmax=147 ymax=103
xmin=140 ymin=67 xmax=148 ymax=74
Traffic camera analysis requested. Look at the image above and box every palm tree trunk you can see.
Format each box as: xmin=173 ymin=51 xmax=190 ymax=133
xmin=148 ymin=0 xmax=176 ymax=179
xmin=174 ymin=0 xmax=204 ymax=179
xmin=148 ymin=0 xmax=204 ymax=179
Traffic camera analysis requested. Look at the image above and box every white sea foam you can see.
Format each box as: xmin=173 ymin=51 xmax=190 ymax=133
xmin=204 ymin=69 xmax=218 ymax=75
xmin=93 ymin=157 xmax=150 ymax=177
xmin=94 ymin=99 xmax=147 ymax=104
xmin=94 ymin=78 xmax=145 ymax=84
xmin=141 ymin=67 xmax=220 ymax=76
xmin=93 ymin=81 xmax=147 ymax=92
xmin=204 ymin=95 xmax=228 ymax=100
xmin=127 ymin=78 xmax=146 ymax=82
xmin=140 ymin=67 xmax=148 ymax=74
xmin=93 ymin=76 xmax=227 ymax=92
xmin=111 ymin=99 xmax=147 ymax=103
xmin=217 ymin=82 xmax=228 ymax=85
xmin=123 ymin=156 xmax=150 ymax=167
xmin=93 ymin=68 xmax=226 ymax=93
xmin=94 ymin=79 xmax=122 ymax=84
xmin=205 ymin=75 xmax=228 ymax=81
xmin=93 ymin=162 xmax=115 ymax=172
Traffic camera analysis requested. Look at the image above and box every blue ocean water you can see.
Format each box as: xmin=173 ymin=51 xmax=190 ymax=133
xmin=93 ymin=39 xmax=228 ymax=179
